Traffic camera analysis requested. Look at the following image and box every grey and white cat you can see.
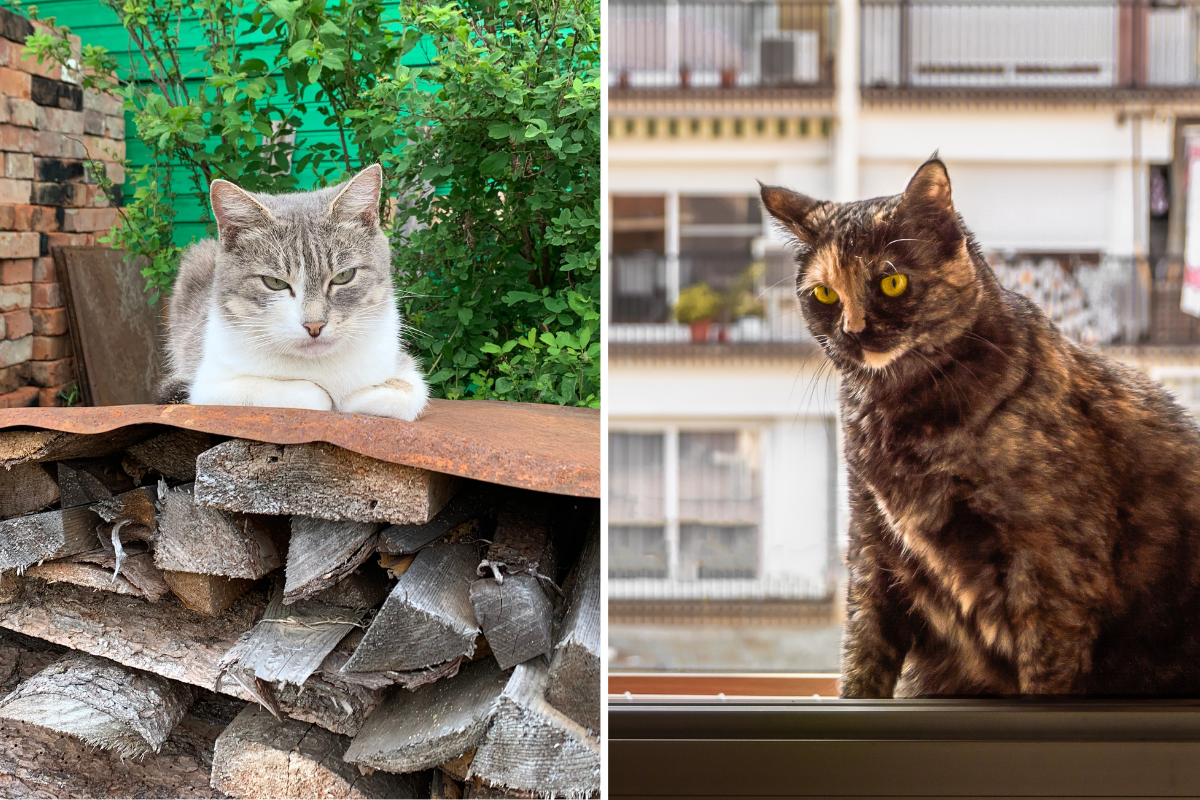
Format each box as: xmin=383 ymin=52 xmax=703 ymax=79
xmin=157 ymin=164 xmax=429 ymax=421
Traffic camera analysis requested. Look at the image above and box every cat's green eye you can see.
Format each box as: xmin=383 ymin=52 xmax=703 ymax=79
xmin=881 ymin=274 xmax=909 ymax=297
xmin=813 ymin=285 xmax=839 ymax=304
xmin=262 ymin=275 xmax=289 ymax=291
xmin=330 ymin=268 xmax=356 ymax=286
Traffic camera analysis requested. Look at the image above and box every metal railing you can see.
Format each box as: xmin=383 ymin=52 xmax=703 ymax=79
xmin=610 ymin=254 xmax=1200 ymax=347
xmin=862 ymin=0 xmax=1200 ymax=90
xmin=609 ymin=0 xmax=837 ymax=89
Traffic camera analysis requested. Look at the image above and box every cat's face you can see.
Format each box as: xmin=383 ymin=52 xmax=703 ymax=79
xmin=761 ymin=160 xmax=983 ymax=377
xmin=208 ymin=165 xmax=395 ymax=359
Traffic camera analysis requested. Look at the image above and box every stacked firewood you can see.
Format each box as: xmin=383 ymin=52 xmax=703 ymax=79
xmin=0 ymin=426 xmax=601 ymax=798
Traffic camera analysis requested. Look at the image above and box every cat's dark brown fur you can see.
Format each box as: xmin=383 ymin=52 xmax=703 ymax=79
xmin=762 ymin=158 xmax=1200 ymax=697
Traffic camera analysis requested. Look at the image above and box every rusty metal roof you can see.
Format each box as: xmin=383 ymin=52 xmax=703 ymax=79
xmin=0 ymin=400 xmax=600 ymax=498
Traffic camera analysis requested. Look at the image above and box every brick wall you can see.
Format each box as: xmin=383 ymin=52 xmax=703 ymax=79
xmin=0 ymin=7 xmax=124 ymax=407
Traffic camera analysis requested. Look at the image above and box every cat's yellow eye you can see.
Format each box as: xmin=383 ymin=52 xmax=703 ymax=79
xmin=262 ymin=275 xmax=289 ymax=291
xmin=330 ymin=268 xmax=356 ymax=286
xmin=813 ymin=285 xmax=839 ymax=304
xmin=881 ymin=274 xmax=909 ymax=297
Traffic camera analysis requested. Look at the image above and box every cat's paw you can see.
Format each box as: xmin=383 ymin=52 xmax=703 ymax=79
xmin=338 ymin=373 xmax=429 ymax=421
xmin=191 ymin=377 xmax=334 ymax=411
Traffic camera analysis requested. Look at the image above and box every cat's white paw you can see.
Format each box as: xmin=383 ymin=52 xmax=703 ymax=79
xmin=338 ymin=372 xmax=429 ymax=421
xmin=191 ymin=377 xmax=334 ymax=411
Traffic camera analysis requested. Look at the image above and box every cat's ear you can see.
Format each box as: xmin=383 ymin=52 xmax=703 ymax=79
xmin=759 ymin=183 xmax=825 ymax=247
xmin=899 ymin=156 xmax=954 ymax=216
xmin=329 ymin=164 xmax=383 ymax=228
xmin=210 ymin=180 xmax=273 ymax=248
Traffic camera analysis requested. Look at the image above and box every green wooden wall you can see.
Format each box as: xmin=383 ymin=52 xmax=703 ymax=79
xmin=19 ymin=1 xmax=433 ymax=246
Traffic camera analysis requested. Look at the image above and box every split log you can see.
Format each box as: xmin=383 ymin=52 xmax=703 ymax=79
xmin=0 ymin=505 xmax=103 ymax=573
xmin=91 ymin=483 xmax=160 ymax=536
xmin=470 ymin=512 xmax=557 ymax=670
xmin=25 ymin=557 xmax=151 ymax=600
xmin=0 ymin=427 xmax=148 ymax=469
xmin=310 ymin=563 xmax=391 ymax=610
xmin=211 ymin=704 xmax=424 ymax=799
xmin=123 ymin=428 xmax=213 ymax=482
xmin=162 ymin=570 xmax=256 ymax=616
xmin=222 ymin=592 xmax=363 ymax=688
xmin=469 ymin=660 xmax=600 ymax=797
xmin=195 ymin=439 xmax=459 ymax=525
xmin=343 ymin=658 xmax=509 ymax=774
xmin=0 ymin=653 xmax=195 ymax=758
xmin=56 ymin=458 xmax=135 ymax=507
xmin=545 ymin=516 xmax=600 ymax=732
xmin=68 ymin=548 xmax=172 ymax=602
xmin=155 ymin=484 xmax=284 ymax=579
xmin=344 ymin=542 xmax=481 ymax=673
xmin=0 ymin=463 xmax=59 ymax=519
xmin=284 ymin=517 xmax=382 ymax=604
xmin=378 ymin=481 xmax=499 ymax=555
xmin=0 ymin=578 xmax=268 ymax=693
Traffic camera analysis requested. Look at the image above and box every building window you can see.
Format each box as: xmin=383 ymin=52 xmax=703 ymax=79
xmin=612 ymin=196 xmax=668 ymax=323
xmin=609 ymin=428 xmax=762 ymax=581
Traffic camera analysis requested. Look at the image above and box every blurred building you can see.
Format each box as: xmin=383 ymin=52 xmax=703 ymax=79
xmin=607 ymin=0 xmax=1200 ymax=671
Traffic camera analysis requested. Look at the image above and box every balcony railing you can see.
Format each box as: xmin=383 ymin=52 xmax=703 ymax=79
xmin=611 ymin=255 xmax=1200 ymax=347
xmin=609 ymin=0 xmax=837 ymax=90
xmin=862 ymin=0 xmax=1200 ymax=90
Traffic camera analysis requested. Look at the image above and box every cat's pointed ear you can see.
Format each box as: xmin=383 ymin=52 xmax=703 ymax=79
xmin=329 ymin=164 xmax=383 ymax=228
xmin=759 ymin=183 xmax=825 ymax=247
xmin=210 ymin=180 xmax=273 ymax=248
xmin=900 ymin=156 xmax=954 ymax=216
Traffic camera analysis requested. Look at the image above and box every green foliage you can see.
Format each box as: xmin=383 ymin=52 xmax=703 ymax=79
xmin=17 ymin=0 xmax=600 ymax=407
xmin=56 ymin=383 xmax=82 ymax=407
xmin=674 ymin=283 xmax=723 ymax=324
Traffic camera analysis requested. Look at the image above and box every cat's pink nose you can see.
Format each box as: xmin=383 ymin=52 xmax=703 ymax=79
xmin=303 ymin=321 xmax=326 ymax=338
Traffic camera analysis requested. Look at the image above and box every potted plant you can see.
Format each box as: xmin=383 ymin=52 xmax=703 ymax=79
xmin=679 ymin=64 xmax=692 ymax=89
xmin=674 ymin=283 xmax=723 ymax=342
xmin=720 ymin=67 xmax=738 ymax=88
xmin=618 ymin=70 xmax=631 ymax=89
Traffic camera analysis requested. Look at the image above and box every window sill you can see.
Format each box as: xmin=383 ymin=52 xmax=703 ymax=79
xmin=610 ymin=696 xmax=1200 ymax=798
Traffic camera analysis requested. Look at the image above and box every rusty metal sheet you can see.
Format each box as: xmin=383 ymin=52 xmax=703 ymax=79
xmin=0 ymin=400 xmax=599 ymax=498
xmin=54 ymin=247 xmax=163 ymax=406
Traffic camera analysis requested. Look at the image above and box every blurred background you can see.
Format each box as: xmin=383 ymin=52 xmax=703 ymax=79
xmin=606 ymin=0 xmax=1200 ymax=677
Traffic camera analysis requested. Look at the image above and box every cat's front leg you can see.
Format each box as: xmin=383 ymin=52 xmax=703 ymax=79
xmin=1007 ymin=551 xmax=1096 ymax=694
xmin=841 ymin=482 xmax=913 ymax=698
xmin=190 ymin=376 xmax=333 ymax=411
xmin=337 ymin=367 xmax=430 ymax=421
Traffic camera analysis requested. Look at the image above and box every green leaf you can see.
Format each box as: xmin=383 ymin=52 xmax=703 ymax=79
xmin=479 ymin=151 xmax=508 ymax=177
xmin=287 ymin=39 xmax=313 ymax=63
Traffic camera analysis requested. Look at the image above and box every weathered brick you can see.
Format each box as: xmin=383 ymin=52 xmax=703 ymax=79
xmin=3 ymin=309 xmax=30 ymax=340
xmin=0 ymin=385 xmax=40 ymax=408
xmin=31 ymin=334 xmax=69 ymax=361
xmin=0 ymin=260 xmax=32 ymax=285
xmin=29 ymin=76 xmax=81 ymax=111
xmin=82 ymin=89 xmax=122 ymax=117
xmin=81 ymin=109 xmax=105 ymax=136
xmin=30 ymin=182 xmax=82 ymax=207
xmin=38 ymin=131 xmax=86 ymax=160
xmin=104 ymin=161 xmax=125 ymax=185
xmin=60 ymin=207 xmax=116 ymax=233
xmin=0 ymin=8 xmax=35 ymax=45
xmin=34 ymin=157 xmax=83 ymax=182
xmin=6 ymin=98 xmax=34 ymax=128
xmin=0 ymin=67 xmax=30 ymax=100
xmin=41 ymin=232 xmax=88 ymax=254
xmin=30 ymin=356 xmax=72 ymax=386
xmin=31 ymin=257 xmax=55 ymax=283
xmin=0 ymin=283 xmax=30 ymax=312
xmin=0 ymin=231 xmax=38 ymax=259
xmin=85 ymin=135 xmax=124 ymax=161
xmin=38 ymin=382 xmax=74 ymax=407
xmin=0 ymin=38 xmax=63 ymax=82
xmin=0 ymin=123 xmax=37 ymax=153
xmin=105 ymin=115 xmax=124 ymax=140
xmin=0 ymin=335 xmax=32 ymax=368
xmin=30 ymin=281 xmax=61 ymax=308
xmin=36 ymin=107 xmax=83 ymax=135
xmin=0 ymin=363 xmax=26 ymax=395
xmin=0 ymin=178 xmax=30 ymax=205
xmin=0 ymin=98 xmax=8 ymax=126
xmin=30 ymin=308 xmax=65 ymax=336
xmin=8 ymin=205 xmax=29 ymax=231
xmin=28 ymin=206 xmax=55 ymax=232
xmin=0 ymin=206 xmax=11 ymax=229
xmin=3 ymin=151 xmax=31 ymax=180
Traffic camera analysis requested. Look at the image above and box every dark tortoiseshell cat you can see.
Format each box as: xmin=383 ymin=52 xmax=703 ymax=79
xmin=762 ymin=158 xmax=1200 ymax=697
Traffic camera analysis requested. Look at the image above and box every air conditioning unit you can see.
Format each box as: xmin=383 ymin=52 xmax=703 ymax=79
xmin=758 ymin=31 xmax=820 ymax=85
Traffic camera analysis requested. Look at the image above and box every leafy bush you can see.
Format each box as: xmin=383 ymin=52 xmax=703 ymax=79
xmin=673 ymin=283 xmax=722 ymax=324
xmin=20 ymin=0 xmax=600 ymax=407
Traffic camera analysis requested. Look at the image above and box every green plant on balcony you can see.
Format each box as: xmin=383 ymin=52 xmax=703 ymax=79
xmin=674 ymin=282 xmax=722 ymax=323
xmin=20 ymin=0 xmax=599 ymax=408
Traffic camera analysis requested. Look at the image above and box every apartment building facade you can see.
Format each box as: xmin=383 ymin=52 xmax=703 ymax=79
xmin=608 ymin=0 xmax=1200 ymax=670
